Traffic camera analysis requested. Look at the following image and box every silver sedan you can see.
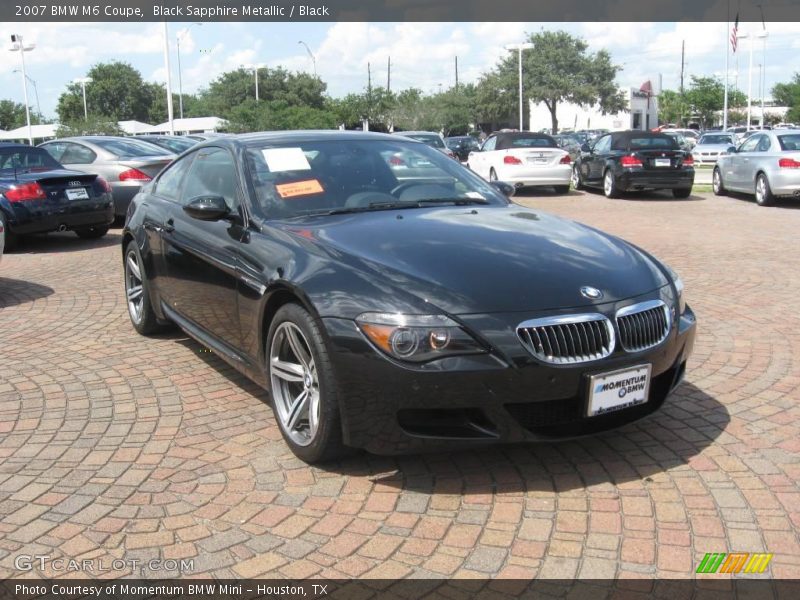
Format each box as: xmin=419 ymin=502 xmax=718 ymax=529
xmin=713 ymin=130 xmax=800 ymax=206
xmin=38 ymin=137 xmax=175 ymax=218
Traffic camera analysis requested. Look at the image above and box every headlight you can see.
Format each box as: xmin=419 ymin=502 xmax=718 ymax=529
xmin=664 ymin=265 xmax=686 ymax=314
xmin=355 ymin=313 xmax=486 ymax=363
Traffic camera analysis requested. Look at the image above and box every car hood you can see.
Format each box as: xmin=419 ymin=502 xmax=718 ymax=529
xmin=284 ymin=206 xmax=669 ymax=314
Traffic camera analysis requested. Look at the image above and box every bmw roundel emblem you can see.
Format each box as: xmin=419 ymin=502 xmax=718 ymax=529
xmin=580 ymin=286 xmax=603 ymax=300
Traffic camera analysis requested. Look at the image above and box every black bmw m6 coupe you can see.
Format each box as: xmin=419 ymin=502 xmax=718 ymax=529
xmin=122 ymin=131 xmax=696 ymax=462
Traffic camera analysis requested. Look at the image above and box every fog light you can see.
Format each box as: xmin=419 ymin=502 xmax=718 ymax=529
xmin=390 ymin=328 xmax=419 ymax=357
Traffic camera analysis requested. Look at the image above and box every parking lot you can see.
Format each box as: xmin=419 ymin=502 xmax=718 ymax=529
xmin=1 ymin=189 xmax=799 ymax=581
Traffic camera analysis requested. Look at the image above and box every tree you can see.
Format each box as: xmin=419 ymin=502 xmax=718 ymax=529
xmin=772 ymin=73 xmax=800 ymax=123
xmin=684 ymin=76 xmax=746 ymax=128
xmin=488 ymin=31 xmax=627 ymax=134
xmin=657 ymin=90 xmax=686 ymax=126
xmin=0 ymin=100 xmax=29 ymax=130
xmin=56 ymin=62 xmax=158 ymax=123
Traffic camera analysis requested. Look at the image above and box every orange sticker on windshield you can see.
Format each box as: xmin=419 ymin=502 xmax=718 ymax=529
xmin=276 ymin=179 xmax=324 ymax=199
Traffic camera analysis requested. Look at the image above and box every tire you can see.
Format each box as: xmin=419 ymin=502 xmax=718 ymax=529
xmin=672 ymin=188 xmax=692 ymax=199
xmin=603 ymin=169 xmax=620 ymax=199
xmin=755 ymin=173 xmax=775 ymax=207
xmin=571 ymin=164 xmax=585 ymax=190
xmin=0 ymin=212 xmax=17 ymax=252
xmin=123 ymin=240 xmax=163 ymax=335
xmin=489 ymin=168 xmax=498 ymax=182
xmin=267 ymin=303 xmax=347 ymax=463
xmin=712 ymin=167 xmax=726 ymax=196
xmin=75 ymin=225 xmax=109 ymax=239
xmin=553 ymin=185 xmax=570 ymax=194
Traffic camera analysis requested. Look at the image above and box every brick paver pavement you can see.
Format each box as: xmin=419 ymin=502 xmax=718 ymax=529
xmin=1 ymin=190 xmax=799 ymax=580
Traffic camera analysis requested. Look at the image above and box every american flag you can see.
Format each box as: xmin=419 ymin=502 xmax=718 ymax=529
xmin=731 ymin=13 xmax=739 ymax=53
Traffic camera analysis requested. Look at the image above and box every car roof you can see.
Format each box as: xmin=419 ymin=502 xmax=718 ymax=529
xmin=394 ymin=131 xmax=440 ymax=136
xmin=0 ymin=142 xmax=40 ymax=150
xmin=237 ymin=130 xmax=418 ymax=146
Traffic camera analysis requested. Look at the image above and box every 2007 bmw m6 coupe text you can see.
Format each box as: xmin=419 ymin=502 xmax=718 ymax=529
xmin=122 ymin=131 xmax=697 ymax=462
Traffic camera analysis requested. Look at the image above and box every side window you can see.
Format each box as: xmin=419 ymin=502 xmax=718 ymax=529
xmin=594 ymin=135 xmax=612 ymax=153
xmin=60 ymin=143 xmax=97 ymax=164
xmin=154 ymin=153 xmax=195 ymax=202
xmin=739 ymin=136 xmax=759 ymax=153
xmin=40 ymin=142 xmax=65 ymax=162
xmin=756 ymin=135 xmax=772 ymax=152
xmin=482 ymin=136 xmax=497 ymax=152
xmin=181 ymin=147 xmax=241 ymax=210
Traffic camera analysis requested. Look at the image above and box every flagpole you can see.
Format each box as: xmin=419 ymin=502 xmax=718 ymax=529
xmin=723 ymin=1 xmax=730 ymax=131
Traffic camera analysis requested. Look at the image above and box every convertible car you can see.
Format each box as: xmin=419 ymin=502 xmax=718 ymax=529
xmin=122 ymin=131 xmax=696 ymax=462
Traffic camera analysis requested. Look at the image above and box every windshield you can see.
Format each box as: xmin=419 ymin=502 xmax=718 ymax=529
xmin=0 ymin=148 xmax=62 ymax=173
xmin=91 ymin=138 xmax=170 ymax=157
xmin=402 ymin=134 xmax=445 ymax=148
xmin=699 ymin=135 xmax=733 ymax=145
xmin=245 ymin=139 xmax=506 ymax=219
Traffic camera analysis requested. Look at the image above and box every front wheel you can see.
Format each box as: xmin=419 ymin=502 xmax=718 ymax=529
xmin=267 ymin=304 xmax=347 ymax=463
xmin=672 ymin=188 xmax=692 ymax=199
xmin=124 ymin=240 xmax=163 ymax=335
xmin=76 ymin=225 xmax=109 ymax=239
xmin=712 ymin=168 xmax=726 ymax=196
xmin=755 ymin=173 xmax=775 ymax=207
xmin=603 ymin=169 xmax=620 ymax=198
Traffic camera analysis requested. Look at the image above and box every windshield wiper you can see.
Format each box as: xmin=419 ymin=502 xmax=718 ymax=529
xmin=413 ymin=197 xmax=489 ymax=205
xmin=306 ymin=198 xmax=490 ymax=217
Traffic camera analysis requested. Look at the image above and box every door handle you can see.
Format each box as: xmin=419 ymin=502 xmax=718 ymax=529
xmin=163 ymin=218 xmax=175 ymax=233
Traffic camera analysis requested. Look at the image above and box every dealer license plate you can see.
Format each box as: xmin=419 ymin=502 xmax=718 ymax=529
xmin=654 ymin=158 xmax=671 ymax=167
xmin=65 ymin=188 xmax=89 ymax=200
xmin=527 ymin=156 xmax=548 ymax=164
xmin=586 ymin=364 xmax=651 ymax=417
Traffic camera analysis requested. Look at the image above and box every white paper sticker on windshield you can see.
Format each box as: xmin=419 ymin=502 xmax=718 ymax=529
xmin=465 ymin=191 xmax=486 ymax=200
xmin=262 ymin=148 xmax=311 ymax=172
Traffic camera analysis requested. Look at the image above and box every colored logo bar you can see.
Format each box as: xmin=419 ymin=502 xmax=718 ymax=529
xmin=696 ymin=553 xmax=773 ymax=574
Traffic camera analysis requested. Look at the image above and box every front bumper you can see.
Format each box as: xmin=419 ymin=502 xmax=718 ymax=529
xmin=322 ymin=303 xmax=697 ymax=455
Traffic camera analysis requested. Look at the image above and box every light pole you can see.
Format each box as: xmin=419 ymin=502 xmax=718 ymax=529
xmin=242 ymin=63 xmax=267 ymax=101
xmin=177 ymin=23 xmax=202 ymax=120
xmin=9 ymin=34 xmax=35 ymax=145
xmin=13 ymin=69 xmax=40 ymax=117
xmin=505 ymin=42 xmax=534 ymax=131
xmin=73 ymin=77 xmax=93 ymax=120
xmin=298 ymin=41 xmax=316 ymax=77
xmin=739 ymin=30 xmax=768 ymax=130
xmin=760 ymin=31 xmax=768 ymax=130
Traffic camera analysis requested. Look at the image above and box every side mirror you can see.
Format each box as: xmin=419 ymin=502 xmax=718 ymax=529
xmin=580 ymin=143 xmax=591 ymax=153
xmin=490 ymin=180 xmax=515 ymax=198
xmin=183 ymin=195 xmax=230 ymax=221
xmin=727 ymin=146 xmax=737 ymax=154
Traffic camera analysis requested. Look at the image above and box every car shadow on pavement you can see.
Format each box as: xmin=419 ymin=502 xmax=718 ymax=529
xmin=720 ymin=191 xmax=800 ymax=209
xmin=581 ymin=188 xmax=705 ymax=202
xmin=0 ymin=277 xmax=55 ymax=308
xmin=8 ymin=229 xmax=123 ymax=254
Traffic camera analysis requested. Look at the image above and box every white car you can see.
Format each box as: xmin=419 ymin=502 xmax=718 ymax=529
xmin=467 ymin=132 xmax=572 ymax=192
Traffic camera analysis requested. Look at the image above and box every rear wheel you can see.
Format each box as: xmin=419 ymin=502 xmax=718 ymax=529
xmin=124 ymin=240 xmax=163 ymax=335
xmin=672 ymin=188 xmax=692 ymax=199
xmin=75 ymin=225 xmax=109 ymax=239
xmin=0 ymin=212 xmax=17 ymax=252
xmin=571 ymin=164 xmax=585 ymax=190
xmin=603 ymin=169 xmax=620 ymax=198
xmin=712 ymin=167 xmax=726 ymax=196
xmin=267 ymin=304 xmax=347 ymax=463
xmin=755 ymin=173 xmax=775 ymax=207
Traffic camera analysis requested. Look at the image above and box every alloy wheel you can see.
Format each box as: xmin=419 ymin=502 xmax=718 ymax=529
xmin=713 ymin=169 xmax=722 ymax=194
xmin=604 ymin=171 xmax=613 ymax=196
xmin=125 ymin=249 xmax=145 ymax=325
xmin=755 ymin=176 xmax=765 ymax=203
xmin=269 ymin=322 xmax=320 ymax=447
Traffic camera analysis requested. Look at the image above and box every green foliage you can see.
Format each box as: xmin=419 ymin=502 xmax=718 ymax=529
xmin=772 ymin=73 xmax=800 ymax=123
xmin=55 ymin=115 xmax=124 ymax=137
xmin=56 ymin=61 xmax=160 ymax=123
xmin=657 ymin=90 xmax=686 ymax=125
xmin=486 ymin=30 xmax=627 ymax=133
xmin=684 ymin=76 xmax=747 ymax=127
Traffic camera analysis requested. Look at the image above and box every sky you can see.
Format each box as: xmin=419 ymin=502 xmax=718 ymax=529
xmin=1 ymin=20 xmax=799 ymax=121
